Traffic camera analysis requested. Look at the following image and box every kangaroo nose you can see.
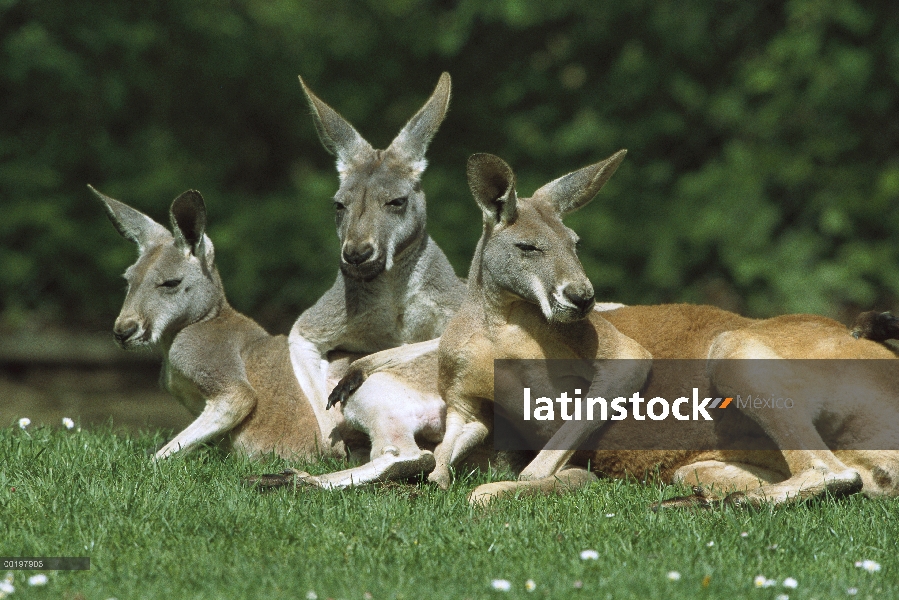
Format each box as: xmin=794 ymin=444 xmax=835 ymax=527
xmin=114 ymin=321 xmax=139 ymax=344
xmin=342 ymin=243 xmax=374 ymax=266
xmin=564 ymin=284 xmax=595 ymax=312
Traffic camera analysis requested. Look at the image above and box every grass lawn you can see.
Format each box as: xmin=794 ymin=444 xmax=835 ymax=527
xmin=0 ymin=425 xmax=895 ymax=599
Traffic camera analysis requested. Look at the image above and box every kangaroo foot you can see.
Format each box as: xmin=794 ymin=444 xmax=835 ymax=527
xmin=651 ymin=486 xmax=726 ymax=511
xmin=243 ymin=468 xmax=320 ymax=491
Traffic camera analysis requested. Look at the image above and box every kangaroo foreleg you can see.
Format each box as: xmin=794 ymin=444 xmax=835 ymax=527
xmin=155 ymin=386 xmax=255 ymax=459
xmin=519 ymin=352 xmax=652 ymax=481
xmin=429 ymin=406 xmax=489 ymax=490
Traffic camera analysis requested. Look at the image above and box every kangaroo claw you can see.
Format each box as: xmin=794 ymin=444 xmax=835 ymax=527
xmin=327 ymin=367 xmax=366 ymax=409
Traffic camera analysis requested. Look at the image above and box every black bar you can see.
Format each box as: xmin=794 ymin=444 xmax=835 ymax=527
xmin=0 ymin=558 xmax=90 ymax=570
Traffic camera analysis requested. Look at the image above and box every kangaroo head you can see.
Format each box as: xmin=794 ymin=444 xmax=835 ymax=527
xmin=90 ymin=186 xmax=224 ymax=348
xmin=466 ymin=150 xmax=626 ymax=324
xmin=299 ymin=73 xmax=451 ymax=281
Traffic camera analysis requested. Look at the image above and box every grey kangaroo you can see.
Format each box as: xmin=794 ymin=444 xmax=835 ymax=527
xmin=288 ymin=72 xmax=466 ymax=442
xmin=92 ymin=186 xmax=359 ymax=460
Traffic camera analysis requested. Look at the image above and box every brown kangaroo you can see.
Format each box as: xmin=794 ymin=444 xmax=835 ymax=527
xmin=428 ymin=152 xmax=899 ymax=507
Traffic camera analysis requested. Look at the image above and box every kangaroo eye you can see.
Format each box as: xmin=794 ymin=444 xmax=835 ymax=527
xmin=334 ymin=201 xmax=346 ymax=211
xmin=386 ymin=196 xmax=408 ymax=207
xmin=515 ymin=243 xmax=540 ymax=254
xmin=160 ymin=278 xmax=182 ymax=288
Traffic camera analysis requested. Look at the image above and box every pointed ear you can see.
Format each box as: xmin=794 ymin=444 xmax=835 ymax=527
xmin=533 ymin=149 xmax=627 ymax=215
xmin=387 ymin=72 xmax=451 ymax=171
xmin=88 ymin=185 xmax=169 ymax=251
xmin=299 ymin=76 xmax=373 ymax=169
xmin=467 ymin=153 xmax=518 ymax=226
xmin=170 ymin=190 xmax=209 ymax=260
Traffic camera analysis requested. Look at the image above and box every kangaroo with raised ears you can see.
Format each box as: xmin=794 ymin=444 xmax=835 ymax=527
xmin=92 ymin=186 xmax=362 ymax=460
xmin=427 ymin=152 xmax=899 ymax=507
xmin=288 ymin=73 xmax=467 ymax=449
xmin=244 ymin=153 xmax=633 ymax=491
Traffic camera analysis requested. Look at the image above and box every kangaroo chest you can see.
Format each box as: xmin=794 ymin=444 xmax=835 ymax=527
xmin=161 ymin=360 xmax=207 ymax=416
xmin=341 ymin=283 xmax=448 ymax=352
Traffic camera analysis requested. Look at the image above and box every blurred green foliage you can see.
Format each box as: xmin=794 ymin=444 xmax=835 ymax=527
xmin=2 ymin=0 xmax=899 ymax=332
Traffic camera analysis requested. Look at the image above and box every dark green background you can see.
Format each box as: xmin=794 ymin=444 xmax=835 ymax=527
xmin=4 ymin=0 xmax=899 ymax=334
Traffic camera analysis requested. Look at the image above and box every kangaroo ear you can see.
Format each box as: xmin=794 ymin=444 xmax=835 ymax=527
xmin=299 ymin=76 xmax=373 ymax=172
xmin=387 ymin=72 xmax=451 ymax=173
xmin=170 ymin=190 xmax=209 ymax=260
xmin=467 ymin=153 xmax=518 ymax=226
xmin=533 ymin=149 xmax=627 ymax=215
xmin=89 ymin=185 xmax=169 ymax=251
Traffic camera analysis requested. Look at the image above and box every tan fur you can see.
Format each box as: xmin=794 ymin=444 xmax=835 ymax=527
xmin=429 ymin=154 xmax=899 ymax=507
xmin=261 ymin=339 xmax=533 ymax=490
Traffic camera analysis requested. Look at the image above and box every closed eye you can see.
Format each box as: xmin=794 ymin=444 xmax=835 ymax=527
xmin=386 ymin=196 xmax=408 ymax=207
xmin=515 ymin=243 xmax=541 ymax=253
xmin=159 ymin=278 xmax=182 ymax=288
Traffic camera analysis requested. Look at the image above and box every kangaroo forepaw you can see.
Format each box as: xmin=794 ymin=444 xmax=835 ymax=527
xmin=243 ymin=468 xmax=316 ymax=491
xmin=327 ymin=367 xmax=366 ymax=410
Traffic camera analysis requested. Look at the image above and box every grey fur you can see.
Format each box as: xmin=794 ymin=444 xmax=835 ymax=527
xmin=93 ymin=186 xmax=350 ymax=460
xmin=290 ymin=73 xmax=465 ymax=368
xmin=532 ymin=149 xmax=627 ymax=215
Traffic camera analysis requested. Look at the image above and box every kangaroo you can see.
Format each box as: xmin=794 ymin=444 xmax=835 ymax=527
xmin=288 ymin=73 xmax=467 ymax=448
xmin=244 ymin=154 xmax=631 ymax=492
xmin=92 ymin=186 xmax=363 ymax=460
xmin=426 ymin=151 xmax=899 ymax=507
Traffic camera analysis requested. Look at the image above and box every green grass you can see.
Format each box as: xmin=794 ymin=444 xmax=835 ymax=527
xmin=1 ymin=426 xmax=895 ymax=599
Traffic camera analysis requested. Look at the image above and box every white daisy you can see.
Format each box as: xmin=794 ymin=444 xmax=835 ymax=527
xmin=28 ymin=573 xmax=48 ymax=586
xmin=580 ymin=549 xmax=599 ymax=560
xmin=667 ymin=571 xmax=681 ymax=581
xmin=783 ymin=577 xmax=798 ymax=589
xmin=491 ymin=579 xmax=511 ymax=591
xmin=62 ymin=417 xmax=75 ymax=429
xmin=525 ymin=579 xmax=536 ymax=592
xmin=855 ymin=559 xmax=881 ymax=573
xmin=18 ymin=417 xmax=30 ymax=429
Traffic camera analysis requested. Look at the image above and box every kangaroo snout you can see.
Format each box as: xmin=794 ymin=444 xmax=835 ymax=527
xmin=340 ymin=240 xmax=385 ymax=281
xmin=113 ymin=319 xmax=140 ymax=347
xmin=564 ymin=283 xmax=595 ymax=312
xmin=342 ymin=242 xmax=375 ymax=266
xmin=550 ymin=281 xmax=595 ymax=322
